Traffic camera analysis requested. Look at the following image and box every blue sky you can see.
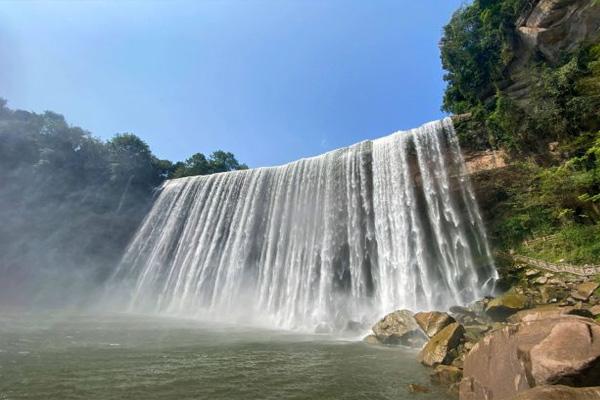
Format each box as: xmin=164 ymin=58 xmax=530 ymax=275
xmin=1 ymin=0 xmax=464 ymax=167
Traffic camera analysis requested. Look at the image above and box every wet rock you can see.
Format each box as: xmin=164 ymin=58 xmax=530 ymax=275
xmin=414 ymin=311 xmax=455 ymax=338
xmin=418 ymin=322 xmax=464 ymax=367
xmin=371 ymin=309 xmax=426 ymax=347
xmin=449 ymin=305 xmax=477 ymax=318
xmin=430 ymin=365 xmax=463 ymax=385
xmin=533 ymin=276 xmax=548 ymax=285
xmin=407 ymin=383 xmax=429 ymax=394
xmin=572 ymin=281 xmax=600 ymax=302
xmin=485 ymin=291 xmax=528 ymax=321
xmin=362 ymin=334 xmax=380 ymax=345
xmin=509 ymin=385 xmax=600 ymax=400
xmin=507 ymin=305 xmax=593 ymax=323
xmin=540 ymin=285 xmax=569 ymax=304
xmin=463 ymin=324 xmax=490 ymax=343
xmin=459 ymin=315 xmax=600 ymax=400
xmin=524 ymin=269 xmax=540 ymax=277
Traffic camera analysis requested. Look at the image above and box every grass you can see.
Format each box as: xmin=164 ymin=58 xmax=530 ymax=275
xmin=519 ymin=224 xmax=600 ymax=265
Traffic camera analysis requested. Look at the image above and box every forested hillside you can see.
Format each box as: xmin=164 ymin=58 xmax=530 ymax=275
xmin=0 ymin=100 xmax=246 ymax=306
xmin=440 ymin=0 xmax=600 ymax=263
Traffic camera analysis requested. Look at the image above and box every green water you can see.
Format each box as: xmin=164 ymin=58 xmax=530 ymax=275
xmin=0 ymin=313 xmax=451 ymax=400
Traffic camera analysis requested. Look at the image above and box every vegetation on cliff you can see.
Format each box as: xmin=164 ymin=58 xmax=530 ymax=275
xmin=441 ymin=0 xmax=600 ymax=263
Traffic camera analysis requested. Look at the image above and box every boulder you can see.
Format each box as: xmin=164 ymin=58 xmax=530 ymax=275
xmin=414 ymin=311 xmax=456 ymax=338
xmin=362 ymin=334 xmax=380 ymax=345
xmin=418 ymin=322 xmax=464 ymax=367
xmin=371 ymin=309 xmax=426 ymax=347
xmin=524 ymin=269 xmax=540 ymax=277
xmin=572 ymin=282 xmax=600 ymax=302
xmin=507 ymin=305 xmax=593 ymax=323
xmin=449 ymin=305 xmax=477 ymax=318
xmin=590 ymin=305 xmax=600 ymax=317
xmin=463 ymin=324 xmax=490 ymax=343
xmin=407 ymin=383 xmax=429 ymax=394
xmin=459 ymin=315 xmax=600 ymax=400
xmin=509 ymin=385 xmax=600 ymax=400
xmin=430 ymin=365 xmax=463 ymax=385
xmin=540 ymin=285 xmax=569 ymax=303
xmin=485 ymin=291 xmax=529 ymax=321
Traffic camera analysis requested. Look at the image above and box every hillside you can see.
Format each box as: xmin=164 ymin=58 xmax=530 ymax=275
xmin=443 ymin=0 xmax=600 ymax=264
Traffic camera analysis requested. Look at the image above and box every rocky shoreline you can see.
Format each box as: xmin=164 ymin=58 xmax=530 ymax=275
xmin=364 ymin=261 xmax=600 ymax=399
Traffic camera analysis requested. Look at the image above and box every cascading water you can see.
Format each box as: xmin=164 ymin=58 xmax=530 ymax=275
xmin=111 ymin=118 xmax=497 ymax=331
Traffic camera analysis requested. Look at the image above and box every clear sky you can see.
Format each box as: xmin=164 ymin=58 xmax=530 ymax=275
xmin=1 ymin=0 xmax=464 ymax=167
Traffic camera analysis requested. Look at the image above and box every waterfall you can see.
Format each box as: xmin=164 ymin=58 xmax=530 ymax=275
xmin=111 ymin=118 xmax=497 ymax=331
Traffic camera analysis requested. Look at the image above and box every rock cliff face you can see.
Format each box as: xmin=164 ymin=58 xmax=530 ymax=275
xmin=507 ymin=0 xmax=600 ymax=101
xmin=517 ymin=0 xmax=600 ymax=63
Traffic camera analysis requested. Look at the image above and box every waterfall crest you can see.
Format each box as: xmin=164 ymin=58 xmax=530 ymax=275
xmin=112 ymin=118 xmax=497 ymax=331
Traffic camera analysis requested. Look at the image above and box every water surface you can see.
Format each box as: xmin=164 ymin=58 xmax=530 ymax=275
xmin=0 ymin=313 xmax=451 ymax=400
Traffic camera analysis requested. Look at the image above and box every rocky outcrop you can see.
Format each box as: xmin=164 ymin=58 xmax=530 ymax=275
xmin=507 ymin=0 xmax=600 ymax=102
xmin=517 ymin=0 xmax=600 ymax=64
xmin=572 ymin=281 xmax=600 ymax=301
xmin=414 ymin=311 xmax=456 ymax=338
xmin=509 ymin=385 xmax=600 ymax=400
xmin=459 ymin=315 xmax=600 ymax=400
xmin=507 ymin=304 xmax=592 ymax=323
xmin=485 ymin=291 xmax=529 ymax=321
xmin=418 ymin=322 xmax=465 ymax=367
xmin=370 ymin=309 xmax=427 ymax=347
xmin=431 ymin=365 xmax=463 ymax=385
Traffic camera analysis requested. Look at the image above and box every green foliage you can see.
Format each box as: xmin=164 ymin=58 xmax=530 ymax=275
xmin=520 ymin=225 xmax=600 ymax=265
xmin=171 ymin=150 xmax=248 ymax=178
xmin=440 ymin=0 xmax=527 ymax=114
xmin=491 ymin=132 xmax=600 ymax=262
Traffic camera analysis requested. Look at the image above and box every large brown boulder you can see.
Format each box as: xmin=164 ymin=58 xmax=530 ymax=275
xmin=418 ymin=322 xmax=465 ymax=367
xmin=414 ymin=311 xmax=456 ymax=338
xmin=371 ymin=309 xmax=426 ymax=347
xmin=507 ymin=305 xmax=593 ymax=323
xmin=509 ymin=385 xmax=600 ymax=400
xmin=430 ymin=365 xmax=463 ymax=385
xmin=485 ymin=291 xmax=528 ymax=321
xmin=572 ymin=282 xmax=600 ymax=302
xmin=459 ymin=315 xmax=600 ymax=400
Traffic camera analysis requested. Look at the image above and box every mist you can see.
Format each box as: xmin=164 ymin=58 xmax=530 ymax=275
xmin=0 ymin=99 xmax=245 ymax=310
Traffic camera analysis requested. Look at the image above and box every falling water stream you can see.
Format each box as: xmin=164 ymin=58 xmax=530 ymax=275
xmin=112 ymin=118 xmax=496 ymax=331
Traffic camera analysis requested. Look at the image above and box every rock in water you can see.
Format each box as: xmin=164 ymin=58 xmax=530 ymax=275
xmin=371 ymin=310 xmax=427 ymax=347
xmin=459 ymin=315 xmax=600 ymax=400
xmin=414 ymin=311 xmax=455 ymax=338
xmin=509 ymin=385 xmax=600 ymax=400
xmin=430 ymin=365 xmax=463 ymax=385
xmin=485 ymin=291 xmax=528 ymax=321
xmin=362 ymin=335 xmax=380 ymax=345
xmin=572 ymin=282 xmax=600 ymax=302
xmin=418 ymin=322 xmax=464 ymax=367
xmin=407 ymin=383 xmax=429 ymax=394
